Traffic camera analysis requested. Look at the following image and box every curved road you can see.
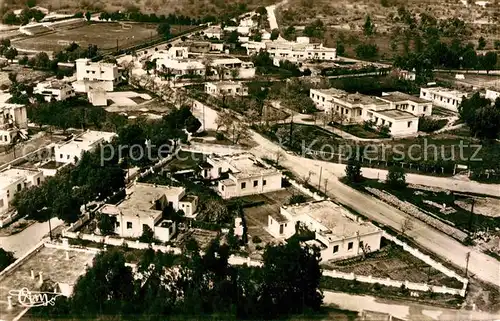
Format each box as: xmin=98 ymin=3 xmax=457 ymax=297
xmin=248 ymin=131 xmax=500 ymax=287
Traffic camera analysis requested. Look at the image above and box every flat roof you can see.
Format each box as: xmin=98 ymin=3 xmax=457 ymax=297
xmin=380 ymin=91 xmax=429 ymax=104
xmin=215 ymin=153 xmax=280 ymax=179
xmin=340 ymin=93 xmax=387 ymax=105
xmin=0 ymin=244 xmax=96 ymax=321
xmin=311 ymin=88 xmax=346 ymax=96
xmin=284 ymin=201 xmax=379 ymax=240
xmin=206 ymin=81 xmax=244 ymax=88
xmin=212 ymin=58 xmax=243 ymax=65
xmin=269 ymin=211 xmax=288 ymax=223
xmin=422 ymin=87 xmax=468 ymax=96
xmin=104 ymin=183 xmax=184 ymax=218
xmin=373 ymin=109 xmax=418 ymax=120
xmin=56 ymin=130 xmax=116 ymax=151
xmin=0 ymin=168 xmax=40 ymax=190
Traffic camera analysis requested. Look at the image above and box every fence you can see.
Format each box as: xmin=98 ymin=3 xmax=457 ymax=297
xmin=286 ymin=177 xmax=325 ymax=201
xmin=322 ymin=269 xmax=466 ymax=297
xmin=383 ymin=232 xmax=468 ymax=286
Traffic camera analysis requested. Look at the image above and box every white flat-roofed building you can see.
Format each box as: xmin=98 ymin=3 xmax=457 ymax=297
xmin=151 ymin=47 xmax=189 ymax=61
xmin=100 ymin=183 xmax=198 ymax=241
xmin=0 ymin=168 xmax=44 ymax=214
xmin=377 ymin=91 xmax=432 ymax=116
xmin=268 ymin=200 xmax=382 ymax=261
xmin=205 ymin=81 xmax=248 ymax=97
xmin=265 ymin=40 xmax=336 ymax=64
xmin=205 ymin=26 xmax=223 ymax=39
xmin=367 ymin=109 xmax=419 ymax=136
xmin=0 ymin=103 xmax=28 ymax=145
xmin=310 ymin=88 xmax=421 ymax=136
xmin=74 ymin=58 xmax=120 ymax=93
xmin=199 ymin=153 xmax=282 ymax=199
xmin=155 ymin=58 xmax=206 ymax=79
xmin=212 ymin=58 xmax=256 ymax=79
xmin=34 ymin=80 xmax=75 ymax=102
xmin=419 ymin=87 xmax=468 ymax=112
xmin=54 ymin=130 xmax=117 ymax=164
xmin=485 ymin=89 xmax=500 ymax=101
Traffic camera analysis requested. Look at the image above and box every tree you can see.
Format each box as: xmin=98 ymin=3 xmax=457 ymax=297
xmin=355 ymin=43 xmax=378 ymax=59
xmin=18 ymin=55 xmax=28 ymax=65
xmin=157 ymin=23 xmax=171 ymax=39
xmin=386 ymin=166 xmax=407 ymax=189
xmin=8 ymin=72 xmax=17 ymax=84
xmin=270 ymin=28 xmax=279 ymax=40
xmin=4 ymin=47 xmax=17 ymax=62
xmin=255 ymin=6 xmax=267 ymax=15
xmin=0 ymin=60 xmax=7 ymax=71
xmin=204 ymin=199 xmax=230 ymax=223
xmin=336 ymin=40 xmax=345 ymax=56
xmin=480 ymin=51 xmax=498 ymax=73
xmin=363 ymin=15 xmax=374 ymax=36
xmin=260 ymin=240 xmax=323 ymax=318
xmin=185 ymin=115 xmax=202 ymax=133
xmin=459 ymin=92 xmax=500 ymax=140
xmin=139 ymin=225 xmax=155 ymax=243
xmin=400 ymin=217 xmax=414 ymax=236
xmin=85 ymin=11 xmax=91 ymax=21
xmin=70 ymin=250 xmax=135 ymax=315
xmin=0 ymin=248 xmax=15 ymax=271
xmin=289 ymin=194 xmax=307 ymax=204
xmin=477 ymin=36 xmax=486 ymax=50
xmin=345 ymin=157 xmax=363 ymax=183
xmin=3 ymin=11 xmax=18 ymax=25
xmin=303 ymin=19 xmax=324 ymax=38
xmin=283 ymin=26 xmax=296 ymax=41
xmin=226 ymin=227 xmax=239 ymax=250
xmin=97 ymin=214 xmax=116 ymax=235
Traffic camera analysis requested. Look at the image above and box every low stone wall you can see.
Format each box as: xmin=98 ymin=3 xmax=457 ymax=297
xmin=322 ymin=269 xmax=466 ymax=297
xmin=287 ymin=177 xmax=325 ymax=201
xmin=365 ymin=187 xmax=468 ymax=241
xmin=0 ymin=241 xmax=45 ymax=281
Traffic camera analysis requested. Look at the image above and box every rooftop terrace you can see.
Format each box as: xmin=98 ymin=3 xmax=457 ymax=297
xmin=374 ymin=109 xmax=418 ymax=120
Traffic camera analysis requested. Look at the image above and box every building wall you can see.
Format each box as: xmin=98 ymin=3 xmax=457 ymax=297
xmin=310 ymin=90 xmax=333 ymax=111
xmin=485 ymin=89 xmax=500 ymax=101
xmin=0 ymin=129 xmax=17 ymax=145
xmin=155 ymin=223 xmax=176 ymax=242
xmin=34 ymin=85 xmax=75 ymax=102
xmin=384 ymin=100 xmax=432 ymax=117
xmin=0 ymin=171 xmax=44 ymax=214
xmin=318 ymin=231 xmax=382 ymax=262
xmin=419 ymin=88 xmax=465 ymax=112
xmin=114 ymin=214 xmax=157 ymax=238
xmin=179 ymin=198 xmax=198 ymax=217
xmin=219 ymin=172 xmax=282 ymax=199
xmin=367 ymin=111 xmax=418 ymax=136
xmin=267 ymin=215 xmax=295 ymax=239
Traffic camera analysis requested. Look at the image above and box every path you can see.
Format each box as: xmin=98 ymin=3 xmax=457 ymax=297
xmin=248 ymin=130 xmax=500 ymax=287
xmin=323 ymin=291 xmax=500 ymax=321
xmin=0 ymin=217 xmax=64 ymax=256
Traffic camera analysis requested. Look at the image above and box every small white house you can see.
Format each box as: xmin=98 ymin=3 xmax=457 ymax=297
xmin=205 ymin=81 xmax=248 ymax=97
xmin=266 ymin=40 xmax=337 ymax=64
xmin=377 ymin=91 xmax=432 ymax=117
xmin=199 ymin=153 xmax=282 ymax=199
xmin=419 ymin=87 xmax=468 ymax=112
xmin=73 ymin=58 xmax=120 ymax=93
xmin=211 ymin=58 xmax=256 ymax=79
xmin=0 ymin=168 xmax=44 ymax=214
xmin=205 ymin=26 xmax=223 ymax=39
xmin=366 ymin=109 xmax=419 ymax=136
xmin=34 ymin=80 xmax=75 ymax=102
xmin=99 ymin=183 xmax=198 ymax=242
xmin=485 ymin=89 xmax=500 ymax=102
xmin=0 ymin=103 xmax=28 ymax=145
xmin=54 ymin=130 xmax=117 ymax=164
xmin=268 ymin=201 xmax=382 ymax=262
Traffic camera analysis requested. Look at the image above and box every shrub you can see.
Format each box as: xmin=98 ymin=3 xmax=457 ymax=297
xmin=215 ymin=132 xmax=224 ymax=140
xmin=252 ymin=235 xmax=262 ymax=244
xmin=288 ymin=194 xmax=307 ymax=204
xmin=386 ymin=166 xmax=407 ymax=189
xmin=418 ymin=117 xmax=448 ymax=133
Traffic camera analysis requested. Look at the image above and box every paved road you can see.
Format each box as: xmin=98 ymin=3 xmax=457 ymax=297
xmin=323 ymin=291 xmax=500 ymax=321
xmin=0 ymin=218 xmax=64 ymax=256
xmin=248 ymin=131 xmax=500 ymax=287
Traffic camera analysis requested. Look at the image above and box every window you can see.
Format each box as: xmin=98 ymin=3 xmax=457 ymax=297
xmin=263 ymin=180 xmax=267 ymax=186
xmin=333 ymin=245 xmax=339 ymax=253
xmin=253 ymin=180 xmax=258 ymax=187
xmin=347 ymin=242 xmax=353 ymax=250
xmin=116 ymin=222 xmax=120 ymax=227
xmin=60 ymin=154 xmax=63 ymax=159
xmin=67 ymin=155 xmax=70 ymax=160
xmin=423 ymin=106 xmax=427 ymax=112
xmin=142 ymin=224 xmax=148 ymax=231
xmin=17 ymin=184 xmax=21 ymax=192
xmin=279 ymin=224 xmax=284 ymax=234
xmin=407 ymin=121 xmax=412 ymax=128
xmin=221 ymin=185 xmax=225 ymax=191
xmin=358 ymin=110 xmax=362 ymax=116
xmin=241 ymin=182 xmax=246 ymax=189
xmin=37 ymin=177 xmax=41 ymax=185
xmin=359 ymin=241 xmax=364 ymax=249
xmin=127 ymin=222 xmax=132 ymax=229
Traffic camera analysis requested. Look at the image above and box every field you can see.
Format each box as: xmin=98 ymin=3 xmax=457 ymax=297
xmin=11 ymin=22 xmax=195 ymax=53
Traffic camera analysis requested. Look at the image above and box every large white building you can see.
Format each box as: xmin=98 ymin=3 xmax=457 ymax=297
xmin=155 ymin=58 xmax=206 ymax=79
xmin=419 ymin=87 xmax=468 ymax=112
xmin=266 ymin=40 xmax=337 ymax=65
xmin=310 ymin=88 xmax=421 ymax=136
xmin=99 ymin=183 xmax=198 ymax=241
xmin=204 ymin=26 xmax=223 ymax=39
xmin=199 ymin=153 xmax=282 ymax=199
xmin=54 ymin=130 xmax=117 ymax=164
xmin=73 ymin=58 xmax=121 ymax=93
xmin=0 ymin=103 xmax=28 ymax=145
xmin=0 ymin=168 xmax=44 ymax=214
xmin=34 ymin=80 xmax=75 ymax=102
xmin=268 ymin=200 xmax=382 ymax=261
xmin=205 ymin=81 xmax=248 ymax=97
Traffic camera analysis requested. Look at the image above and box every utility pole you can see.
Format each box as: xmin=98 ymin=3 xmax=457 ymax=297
xmin=116 ymin=39 xmax=119 ymax=52
xmin=465 ymin=251 xmax=471 ymax=278
xmin=468 ymin=198 xmax=475 ymax=235
xmin=289 ymin=113 xmax=294 ymax=148
xmin=324 ymin=178 xmax=328 ymax=194
xmin=318 ymin=166 xmax=322 ymax=187
xmin=48 ymin=211 xmax=52 ymax=241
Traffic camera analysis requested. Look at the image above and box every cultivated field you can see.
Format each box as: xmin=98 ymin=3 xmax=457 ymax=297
xmin=12 ymin=22 xmax=171 ymax=53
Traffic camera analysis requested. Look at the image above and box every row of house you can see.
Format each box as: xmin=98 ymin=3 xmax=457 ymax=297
xmin=310 ymin=88 xmax=428 ymax=136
